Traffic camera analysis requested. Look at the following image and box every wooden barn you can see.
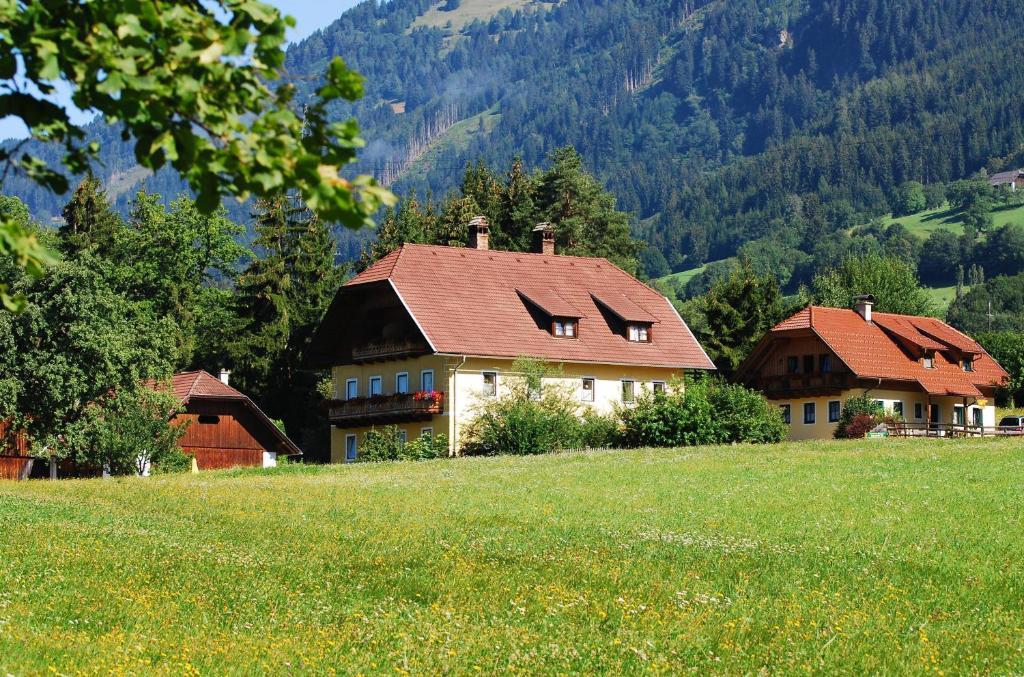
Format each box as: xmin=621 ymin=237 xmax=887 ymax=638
xmin=170 ymin=370 xmax=302 ymax=470
xmin=0 ymin=420 xmax=32 ymax=481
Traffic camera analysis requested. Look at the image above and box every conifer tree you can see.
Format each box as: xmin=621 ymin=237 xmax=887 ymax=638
xmin=231 ymin=197 xmax=293 ymax=404
xmin=58 ymin=176 xmax=123 ymax=256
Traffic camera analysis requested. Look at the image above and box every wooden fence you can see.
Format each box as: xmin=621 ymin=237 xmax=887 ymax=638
xmin=888 ymin=423 xmax=1024 ymax=439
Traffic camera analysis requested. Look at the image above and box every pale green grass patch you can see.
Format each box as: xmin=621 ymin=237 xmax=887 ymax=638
xmin=2 ymin=439 xmax=1024 ymax=673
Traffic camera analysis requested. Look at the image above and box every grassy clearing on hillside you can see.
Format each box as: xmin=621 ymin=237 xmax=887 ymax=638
xmin=881 ymin=201 xmax=1024 ymax=237
xmin=4 ymin=440 xmax=1024 ymax=673
xmin=412 ymin=0 xmax=537 ymax=32
xmin=926 ymin=284 xmax=959 ymax=311
xmin=658 ymin=261 xmax=712 ymax=288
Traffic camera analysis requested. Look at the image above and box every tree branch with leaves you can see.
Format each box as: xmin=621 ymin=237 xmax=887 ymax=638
xmin=0 ymin=0 xmax=394 ymax=309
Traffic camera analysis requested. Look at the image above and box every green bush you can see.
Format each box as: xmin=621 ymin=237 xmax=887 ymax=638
xmin=462 ymin=358 xmax=583 ymax=456
xmin=618 ymin=378 xmax=787 ymax=448
xmin=578 ymin=410 xmax=620 ymax=449
xmin=77 ymin=386 xmax=187 ymax=475
xmin=150 ymin=448 xmax=194 ymax=474
xmin=834 ymin=396 xmax=885 ymax=439
xmin=361 ymin=426 xmax=448 ymax=462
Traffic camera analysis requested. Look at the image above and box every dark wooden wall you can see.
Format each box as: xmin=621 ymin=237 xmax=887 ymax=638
xmin=0 ymin=456 xmax=33 ymax=480
xmin=0 ymin=420 xmax=29 ymax=456
xmin=172 ymin=400 xmax=283 ymax=470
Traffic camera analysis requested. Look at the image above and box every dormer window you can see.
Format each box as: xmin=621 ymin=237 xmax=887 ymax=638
xmin=553 ymin=318 xmax=578 ymax=338
xmin=962 ymin=357 xmax=974 ymax=372
xmin=923 ymin=354 xmax=935 ymax=369
xmin=628 ymin=324 xmax=651 ymax=342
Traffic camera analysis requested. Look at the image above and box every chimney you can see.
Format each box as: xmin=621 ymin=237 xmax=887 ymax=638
xmin=468 ymin=216 xmax=490 ymax=250
xmin=853 ymin=294 xmax=875 ymax=323
xmin=219 ymin=368 xmax=231 ymax=385
xmin=532 ymin=222 xmax=555 ymax=255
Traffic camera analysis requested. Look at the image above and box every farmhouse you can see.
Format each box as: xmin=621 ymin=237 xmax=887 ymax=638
xmin=168 ymin=370 xmax=302 ymax=470
xmin=988 ymin=169 xmax=1024 ymax=191
xmin=735 ymin=296 xmax=1009 ymax=440
xmin=307 ymin=219 xmax=715 ymax=460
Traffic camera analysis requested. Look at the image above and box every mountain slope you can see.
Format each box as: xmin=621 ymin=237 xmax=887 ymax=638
xmin=8 ymin=0 xmax=1024 ymax=271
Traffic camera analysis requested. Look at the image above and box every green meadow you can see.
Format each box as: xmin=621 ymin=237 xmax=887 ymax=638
xmin=3 ymin=439 xmax=1024 ymax=674
xmin=882 ymin=201 xmax=1024 ymax=238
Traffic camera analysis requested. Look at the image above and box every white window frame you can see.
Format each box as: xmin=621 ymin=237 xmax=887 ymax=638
xmin=621 ymin=379 xmax=636 ymax=403
xmin=345 ymin=378 xmax=358 ymax=400
xmin=580 ymin=377 xmax=596 ymax=402
xmin=923 ymin=355 xmax=935 ymax=369
xmin=344 ymin=434 xmax=357 ymax=463
xmin=652 ymin=381 xmax=667 ymax=394
xmin=482 ymin=371 xmax=498 ymax=397
xmin=368 ymin=375 xmax=383 ymax=397
xmin=421 ymin=369 xmax=435 ymax=393
xmin=395 ymin=372 xmax=410 ymax=394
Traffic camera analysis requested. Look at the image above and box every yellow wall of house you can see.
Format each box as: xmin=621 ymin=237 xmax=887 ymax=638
xmin=769 ymin=388 xmax=997 ymax=441
xmin=329 ymin=355 xmax=685 ymax=461
xmin=447 ymin=357 xmax=684 ymax=452
xmin=329 ymin=355 xmax=449 ymax=464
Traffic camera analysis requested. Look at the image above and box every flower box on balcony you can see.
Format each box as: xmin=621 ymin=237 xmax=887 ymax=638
xmin=326 ymin=391 xmax=444 ymax=427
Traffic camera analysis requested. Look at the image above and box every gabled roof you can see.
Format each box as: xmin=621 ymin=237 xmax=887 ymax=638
xmin=164 ymin=371 xmax=302 ymax=456
xmin=989 ymin=169 xmax=1024 ymax=184
xmin=171 ymin=371 xmax=245 ymax=402
xmin=749 ymin=306 xmax=1007 ymax=397
xmin=337 ymin=244 xmax=714 ymax=370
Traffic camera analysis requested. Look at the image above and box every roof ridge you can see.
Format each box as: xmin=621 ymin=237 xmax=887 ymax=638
xmin=399 ymin=241 xmax=616 ymax=265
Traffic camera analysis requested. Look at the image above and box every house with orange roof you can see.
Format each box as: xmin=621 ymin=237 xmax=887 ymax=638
xmin=307 ymin=219 xmax=715 ymax=460
xmin=735 ymin=296 xmax=1009 ymax=440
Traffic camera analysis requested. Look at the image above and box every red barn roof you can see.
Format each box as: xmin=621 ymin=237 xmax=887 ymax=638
xmin=752 ymin=306 xmax=1007 ymax=397
xmin=336 ymin=244 xmax=714 ymax=369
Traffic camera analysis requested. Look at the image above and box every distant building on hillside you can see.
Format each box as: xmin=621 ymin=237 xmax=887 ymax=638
xmin=988 ymin=169 xmax=1024 ymax=191
xmin=307 ymin=218 xmax=715 ymax=460
xmin=735 ymin=296 xmax=1009 ymax=440
xmin=168 ymin=370 xmax=302 ymax=470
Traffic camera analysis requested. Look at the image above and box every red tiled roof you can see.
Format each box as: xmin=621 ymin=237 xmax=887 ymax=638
xmin=344 ymin=244 xmax=714 ymax=369
xmin=765 ymin=306 xmax=1007 ymax=397
xmin=171 ymin=371 xmax=246 ymax=402
xmin=515 ymin=286 xmax=583 ymax=319
xmin=590 ymin=291 xmax=660 ymax=324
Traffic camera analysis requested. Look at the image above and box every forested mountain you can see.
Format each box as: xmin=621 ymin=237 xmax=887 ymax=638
xmin=9 ymin=0 xmax=1024 ymax=270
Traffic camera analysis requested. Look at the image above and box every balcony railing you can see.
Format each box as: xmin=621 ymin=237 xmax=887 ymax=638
xmin=351 ymin=341 xmax=429 ymax=363
xmin=327 ymin=391 xmax=444 ymax=427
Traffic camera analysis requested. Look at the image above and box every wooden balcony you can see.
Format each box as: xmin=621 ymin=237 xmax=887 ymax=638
xmin=327 ymin=392 xmax=444 ymax=427
xmin=351 ymin=341 xmax=429 ymax=363
xmin=751 ymin=372 xmax=854 ymax=397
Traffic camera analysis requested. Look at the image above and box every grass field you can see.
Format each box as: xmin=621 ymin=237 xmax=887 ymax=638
xmin=4 ymin=439 xmax=1024 ymax=673
xmin=881 ymin=201 xmax=1024 ymax=238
